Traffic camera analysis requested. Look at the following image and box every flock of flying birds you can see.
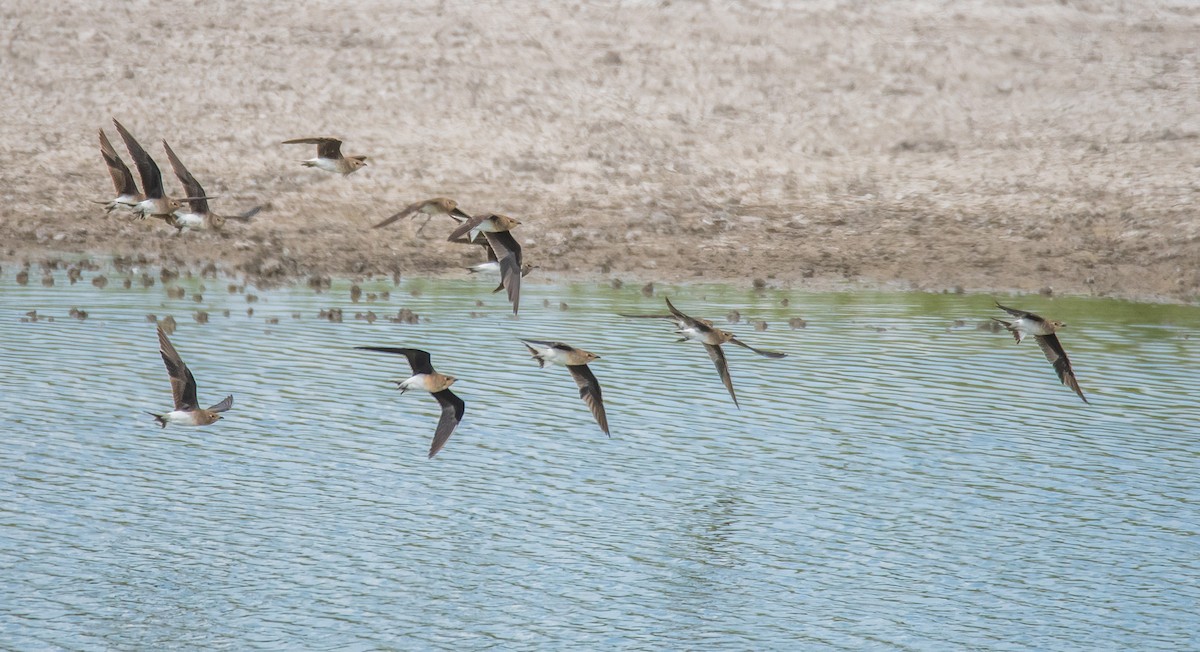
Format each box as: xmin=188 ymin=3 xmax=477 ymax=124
xmin=95 ymin=118 xmax=1090 ymax=458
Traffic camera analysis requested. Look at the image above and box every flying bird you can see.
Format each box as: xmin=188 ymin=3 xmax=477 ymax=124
xmin=664 ymin=297 xmax=741 ymax=408
xmin=281 ymin=137 xmax=367 ymax=176
xmin=147 ymin=324 xmax=233 ymax=427
xmin=112 ymin=119 xmax=197 ymax=219
xmin=617 ymin=311 xmax=787 ymax=359
xmin=371 ymin=197 xmax=471 ymax=232
xmin=482 ymin=230 xmax=524 ymax=315
xmin=355 ymin=346 xmax=466 ymax=458
xmin=993 ymin=302 xmax=1089 ymax=403
xmin=521 ymin=339 xmax=609 ymax=436
xmin=446 ymin=212 xmax=521 ymax=243
xmin=161 ymin=140 xmax=260 ymax=233
xmin=95 ymin=128 xmax=142 ymax=215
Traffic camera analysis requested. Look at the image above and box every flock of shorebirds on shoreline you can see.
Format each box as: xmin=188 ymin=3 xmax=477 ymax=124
xmin=83 ymin=118 xmax=1090 ymax=458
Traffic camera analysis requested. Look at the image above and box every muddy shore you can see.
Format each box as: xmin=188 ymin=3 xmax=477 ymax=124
xmin=1 ymin=1 xmax=1196 ymax=301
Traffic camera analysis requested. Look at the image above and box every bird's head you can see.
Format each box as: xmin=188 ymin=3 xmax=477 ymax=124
xmin=439 ymin=198 xmax=472 ymax=219
xmin=495 ymin=214 xmax=521 ymax=230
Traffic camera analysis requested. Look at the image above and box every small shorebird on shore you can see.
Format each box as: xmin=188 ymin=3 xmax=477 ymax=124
xmin=162 ymin=140 xmax=260 ymax=233
xmin=993 ymin=302 xmax=1089 ymax=404
xmin=447 ymin=212 xmax=521 ymax=243
xmin=281 ymin=137 xmax=367 ymax=176
xmin=371 ymin=197 xmax=471 ymax=233
xmin=112 ymin=119 xmax=196 ymax=219
xmin=95 ymin=128 xmax=142 ymax=215
xmin=355 ymin=346 xmax=466 ymax=458
xmin=664 ymin=297 xmax=741 ymax=408
xmin=147 ymin=324 xmax=233 ymax=427
xmin=521 ymin=339 xmax=609 ymax=436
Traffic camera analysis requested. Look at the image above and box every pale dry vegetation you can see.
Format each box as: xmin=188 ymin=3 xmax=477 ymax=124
xmin=0 ymin=0 xmax=1196 ymax=299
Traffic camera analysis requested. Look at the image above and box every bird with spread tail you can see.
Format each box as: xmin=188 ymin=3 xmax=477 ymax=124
xmin=95 ymin=128 xmax=142 ymax=215
xmin=992 ymin=302 xmax=1089 ymax=404
xmin=147 ymin=324 xmax=233 ymax=427
xmin=355 ymin=347 xmax=466 ymax=458
xmin=371 ymin=197 xmax=472 ymax=233
xmin=282 ymin=137 xmax=368 ymax=176
xmin=521 ymin=339 xmax=609 ymax=436
xmin=162 ymin=140 xmax=261 ymax=233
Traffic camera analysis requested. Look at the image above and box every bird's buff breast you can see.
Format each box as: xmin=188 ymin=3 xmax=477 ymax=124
xmin=401 ymin=373 xmax=455 ymax=392
xmin=425 ymin=373 xmax=455 ymax=392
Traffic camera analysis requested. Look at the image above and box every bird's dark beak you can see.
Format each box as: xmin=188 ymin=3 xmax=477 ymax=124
xmin=451 ymin=207 xmax=471 ymax=219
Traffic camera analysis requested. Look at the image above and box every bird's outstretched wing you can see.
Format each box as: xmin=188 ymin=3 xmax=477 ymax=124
xmin=447 ymin=213 xmax=504 ymax=242
xmin=484 ymin=231 xmax=522 ymax=315
xmin=113 ymin=119 xmax=165 ymax=199
xmin=282 ymin=137 xmax=344 ymax=160
xmin=355 ymin=346 xmax=435 ymax=375
xmin=99 ymin=129 xmax=139 ymax=196
xmin=161 ymin=140 xmax=209 ymax=214
xmin=230 ymin=205 xmax=264 ymax=221
xmin=207 ymin=395 xmax=234 ymax=413
xmin=1034 ymin=334 xmax=1088 ymax=404
xmin=429 ymin=389 xmax=465 ymax=458
xmin=371 ymin=200 xmax=428 ymax=229
xmin=703 ymin=343 xmax=739 ymax=409
xmin=567 ymin=364 xmax=609 ymax=437
xmin=995 ymin=302 xmax=1041 ymax=322
xmin=158 ymin=325 xmax=199 ymax=410
xmin=665 ymin=297 xmax=704 ymax=330
xmin=729 ymin=337 xmax=787 ymax=359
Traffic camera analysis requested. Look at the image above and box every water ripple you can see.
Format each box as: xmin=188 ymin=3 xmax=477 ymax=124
xmin=1 ymin=272 xmax=1198 ymax=650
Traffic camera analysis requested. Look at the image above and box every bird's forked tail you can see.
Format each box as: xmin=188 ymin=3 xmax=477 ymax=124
xmin=991 ymin=318 xmax=1023 ymax=343
xmin=522 ymin=343 xmax=545 ymax=368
